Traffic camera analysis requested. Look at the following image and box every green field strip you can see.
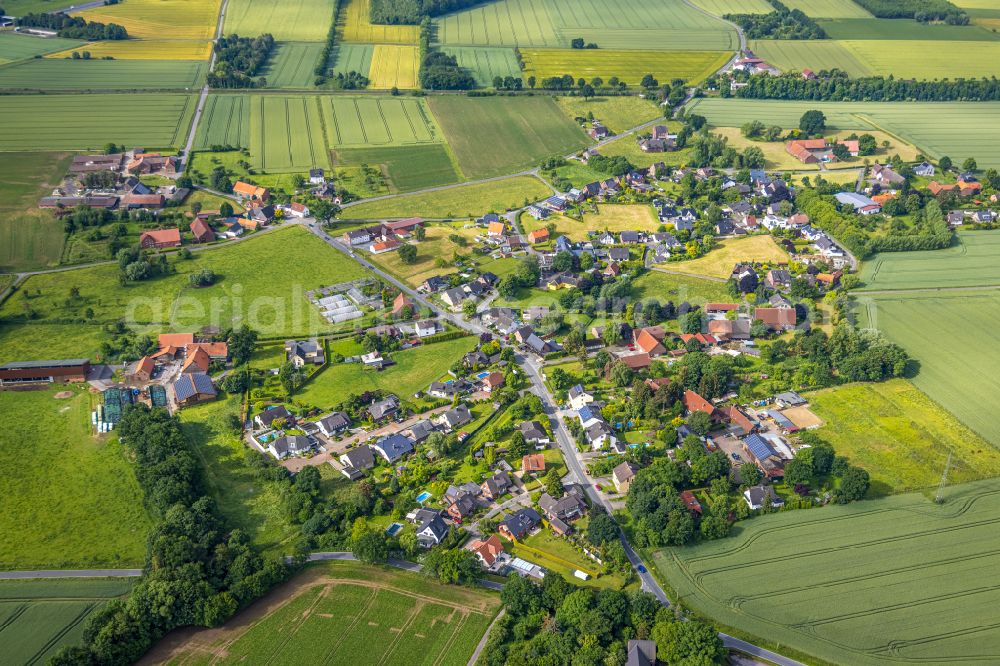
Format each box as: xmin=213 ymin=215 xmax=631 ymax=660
xmin=329 ymin=43 xmax=373 ymax=76
xmin=0 ymin=58 xmax=207 ymax=91
xmin=0 ymin=34 xmax=86 ymax=65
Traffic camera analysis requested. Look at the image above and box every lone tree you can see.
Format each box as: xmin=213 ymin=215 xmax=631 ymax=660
xmin=799 ymin=109 xmax=826 ymax=136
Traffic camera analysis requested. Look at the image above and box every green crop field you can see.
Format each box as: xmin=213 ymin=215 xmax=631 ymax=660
xmin=781 ymin=0 xmax=872 ymax=18
xmin=297 ymin=336 xmax=475 ymax=408
xmin=750 ymin=39 xmax=872 ymax=76
xmin=435 ymin=0 xmax=738 ymax=50
xmin=343 ymin=175 xmax=551 ymax=218
xmin=859 ymin=231 xmax=1000 ymax=291
xmin=0 ymin=58 xmax=207 ymax=91
xmin=0 ymin=578 xmax=135 ymax=665
xmin=440 ymin=46 xmax=521 ymax=87
xmin=0 ymin=389 xmax=152 ymax=570
xmin=224 ymin=0 xmax=334 ymax=41
xmin=807 ymin=380 xmax=1000 ymax=494
xmin=0 ymin=93 xmax=195 ymax=151
xmin=329 ymin=43 xmax=374 ymax=77
xmin=0 ymin=152 xmax=71 ymax=272
xmin=250 ymin=94 xmax=330 ymax=171
xmin=427 ymin=96 xmax=589 ymax=179
xmin=856 ymin=290 xmax=1000 ymax=448
xmin=323 ymin=95 xmax=442 ymax=146
xmin=521 ymin=48 xmax=730 ymax=86
xmin=263 ymin=42 xmax=326 ymax=88
xmin=655 ymin=478 xmax=1000 ymax=666
xmin=368 ymin=44 xmax=420 ymax=89
xmin=685 ymin=99 xmax=1000 ymax=166
xmin=335 ymin=144 xmax=460 ymax=191
xmin=0 ymin=33 xmax=84 ymax=64
xmin=689 ymin=0 xmax=773 ymax=14
xmin=819 ymin=17 xmax=1000 ymax=40
xmin=154 ymin=560 xmax=499 ymax=666
xmin=0 ymin=226 xmax=367 ymax=346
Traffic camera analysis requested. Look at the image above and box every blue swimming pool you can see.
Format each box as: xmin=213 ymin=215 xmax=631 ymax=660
xmin=476 ymin=371 xmax=489 ymax=379
xmin=385 ymin=522 xmax=403 ymax=536
xmin=416 ymin=491 xmax=432 ymax=503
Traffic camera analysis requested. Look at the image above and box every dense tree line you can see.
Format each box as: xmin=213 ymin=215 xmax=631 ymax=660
xmin=725 ymin=0 xmax=826 ymax=39
xmin=370 ymin=0 xmax=484 ymax=24
xmin=481 ymin=573 xmax=726 ymax=666
xmin=17 ymin=12 xmax=127 ymax=39
xmin=733 ymin=71 xmax=1000 ymax=102
xmin=795 ymin=188 xmax=951 ymax=258
xmin=51 ymin=408 xmax=289 ymax=665
xmin=852 ymin=0 xmax=968 ymax=23
xmin=208 ymin=34 xmax=275 ymax=89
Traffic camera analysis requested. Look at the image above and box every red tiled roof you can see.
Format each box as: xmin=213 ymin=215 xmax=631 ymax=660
xmin=755 ymin=307 xmax=796 ymax=330
xmin=683 ymin=390 xmax=716 ymax=417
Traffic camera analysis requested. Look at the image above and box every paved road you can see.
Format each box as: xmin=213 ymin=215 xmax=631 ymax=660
xmin=0 ymin=569 xmax=142 ymax=579
xmin=179 ymin=0 xmax=230 ymax=168
xmin=467 ymin=609 xmax=505 ymax=666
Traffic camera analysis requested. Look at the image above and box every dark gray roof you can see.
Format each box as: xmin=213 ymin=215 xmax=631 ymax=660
xmin=257 ymin=405 xmax=291 ymax=427
xmin=342 ymin=445 xmax=375 ymax=470
xmin=373 ymin=433 xmax=414 ymax=462
xmin=501 ymin=508 xmax=540 ymax=538
xmin=173 ymin=373 xmax=216 ymax=401
xmin=0 ymin=359 xmax=89 ymax=369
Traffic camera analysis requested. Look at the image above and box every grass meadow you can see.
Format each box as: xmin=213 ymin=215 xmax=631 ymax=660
xmin=368 ymin=224 xmax=478 ymax=285
xmin=0 ymin=388 xmax=152 ymax=570
xmin=368 ymin=45 xmax=420 ymax=89
xmin=0 ymin=226 xmax=367 ymax=345
xmin=80 ymin=0 xmax=222 ymax=40
xmin=713 ymin=127 xmax=918 ymax=170
xmin=427 ymin=96 xmax=589 ymax=179
xmin=0 ymin=93 xmax=195 ymax=151
xmin=297 ymin=336 xmax=475 ymax=409
xmin=856 ymin=290 xmax=1000 ymax=448
xmin=686 ymin=99 xmax=1000 ymax=167
xmin=440 ymin=46 xmax=521 ymax=87
xmin=0 ymin=152 xmax=71 ymax=272
xmin=631 ymin=270 xmax=731 ymax=305
xmin=662 ymin=235 xmax=789 ymax=277
xmin=554 ymin=96 xmax=662 ymax=134
xmin=0 ymin=33 xmax=84 ymax=64
xmin=338 ymin=0 xmax=419 ymax=44
xmin=807 ymin=379 xmax=1000 ymax=494
xmin=521 ymin=49 xmax=731 ymax=87
xmin=335 ymin=144 xmax=460 ymax=191
xmin=263 ymin=42 xmax=326 ymax=88
xmin=343 ymin=175 xmax=551 ymax=218
xmin=434 ymin=0 xmax=738 ymax=50
xmin=655 ymin=478 xmax=1000 ymax=666
xmin=597 ymin=131 xmax=693 ymax=168
xmin=0 ymin=58 xmax=207 ymax=91
xmin=224 ymin=0 xmax=333 ymax=41
xmin=523 ymin=204 xmax=660 ymax=241
xmin=0 ymin=578 xmax=135 ymax=665
xmin=154 ymin=560 xmax=499 ymax=665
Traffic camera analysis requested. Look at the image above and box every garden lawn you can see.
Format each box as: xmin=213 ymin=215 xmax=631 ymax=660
xmin=631 ymin=270 xmax=731 ymax=305
xmin=662 ymin=235 xmax=789 ymax=277
xmin=554 ymin=96 xmax=662 ymax=135
xmin=521 ymin=48 xmax=731 ymax=87
xmin=0 ymin=152 xmax=71 ymax=272
xmin=0 ymin=226 xmax=367 ymax=341
xmin=0 ymin=578 xmax=135 ymax=666
xmin=0 ymin=389 xmax=152 ymax=570
xmin=0 ymin=93 xmax=196 ymax=151
xmin=342 ymin=176 xmax=551 ymax=219
xmin=335 ymin=144 xmax=460 ymax=192
xmin=427 ymin=96 xmax=590 ymax=180
xmin=368 ymin=224 xmax=479 ymax=287
xmin=654 ymin=478 xmax=1000 ymax=666
xmin=296 ymin=336 xmax=476 ymax=409
xmin=510 ymin=531 xmax=630 ymax=590
xmin=807 ymin=380 xmax=1000 ymax=495
xmin=149 ymin=560 xmax=498 ymax=665
xmin=180 ymin=396 xmax=302 ymax=555
xmin=224 ymin=0 xmax=333 ymax=41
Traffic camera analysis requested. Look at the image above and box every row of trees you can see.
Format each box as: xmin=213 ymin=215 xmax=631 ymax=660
xmin=419 ymin=18 xmax=476 ymax=89
xmin=52 ymin=407 xmax=289 ymax=664
xmin=208 ymin=34 xmax=275 ymax=89
xmin=733 ymin=72 xmax=1000 ymax=102
xmin=17 ymin=12 xmax=127 ymax=39
xmin=369 ymin=0 xmax=482 ymax=24
xmin=725 ymin=0 xmax=826 ymax=40
xmin=853 ymin=0 xmax=968 ymax=23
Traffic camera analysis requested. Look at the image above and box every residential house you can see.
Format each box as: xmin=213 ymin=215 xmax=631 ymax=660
xmin=131 ymin=356 xmax=155 ymax=383
xmin=568 ymin=384 xmax=594 ymax=410
xmin=586 ymin=420 xmax=621 ymax=452
xmin=427 ymin=379 xmax=472 ymax=399
xmin=612 ymin=461 xmax=640 ymax=493
xmin=481 ymin=471 xmax=512 ymax=501
xmin=544 ymin=195 xmax=568 ymax=211
xmin=835 ymin=192 xmax=881 ymax=215
xmin=527 ymin=204 xmax=549 ymax=220
xmin=189 ymin=218 xmax=215 ymax=244
xmin=139 ymin=228 xmax=181 ymax=249
xmin=368 ymin=395 xmax=400 ymax=421
xmin=724 ymin=405 xmax=756 ymax=435
xmin=417 ymin=513 xmax=450 ymax=547
xmin=339 ymin=446 xmax=375 ymax=479
xmin=589 ymin=122 xmax=610 ymax=140
xmin=634 ymin=326 xmax=666 ymax=357
xmin=254 ymin=405 xmax=292 ymax=430
xmin=413 ymin=320 xmax=437 ymax=337
xmin=539 ymin=492 xmax=586 ymax=524
xmin=914 ymin=161 xmax=935 ymax=177
xmin=470 ymin=535 xmax=505 ymax=568
xmin=488 ymin=220 xmax=507 ymax=237
xmin=407 ymin=419 xmax=436 ymax=443
xmin=285 ymin=339 xmax=325 ymax=367
xmin=499 ymin=508 xmax=541 ymax=540
xmin=172 ymin=373 xmax=216 ymax=406
xmin=481 ymin=371 xmax=505 ymax=393
xmin=419 ymin=275 xmax=450 ymax=293
xmin=683 ymin=389 xmax=718 ymax=420
xmin=181 ymin=347 xmax=210 ymax=374
xmin=744 ymin=484 xmax=784 ymax=510
xmin=755 ymin=307 xmax=797 ymax=332
xmin=267 ymin=434 xmax=313 ymax=459
xmin=743 ymin=433 xmax=784 ymax=479
xmin=680 ymin=490 xmax=703 ymax=516
xmin=317 ymin=411 xmax=351 ymax=437
xmin=438 ymin=404 xmax=472 ymax=431
xmin=626 ymin=640 xmax=657 ymax=666
xmin=343 ymin=228 xmax=373 ymax=245
xmin=247 ymin=204 xmax=276 ymax=224
xmin=519 ymin=420 xmax=551 ymax=446
xmin=232 ymin=181 xmax=269 ymax=203
xmin=447 ymin=493 xmax=478 ymax=521
xmin=371 ymin=433 xmax=415 ymax=463
xmin=521 ymin=453 xmax=546 ymax=474
xmin=870 ymin=163 xmax=905 ymax=186
xmin=441 ymin=287 xmax=467 ymax=308
xmin=309 ymin=168 xmax=325 ymax=184
xmin=765 ymin=269 xmax=793 ymax=291
xmin=527 ymin=228 xmax=549 ymax=244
